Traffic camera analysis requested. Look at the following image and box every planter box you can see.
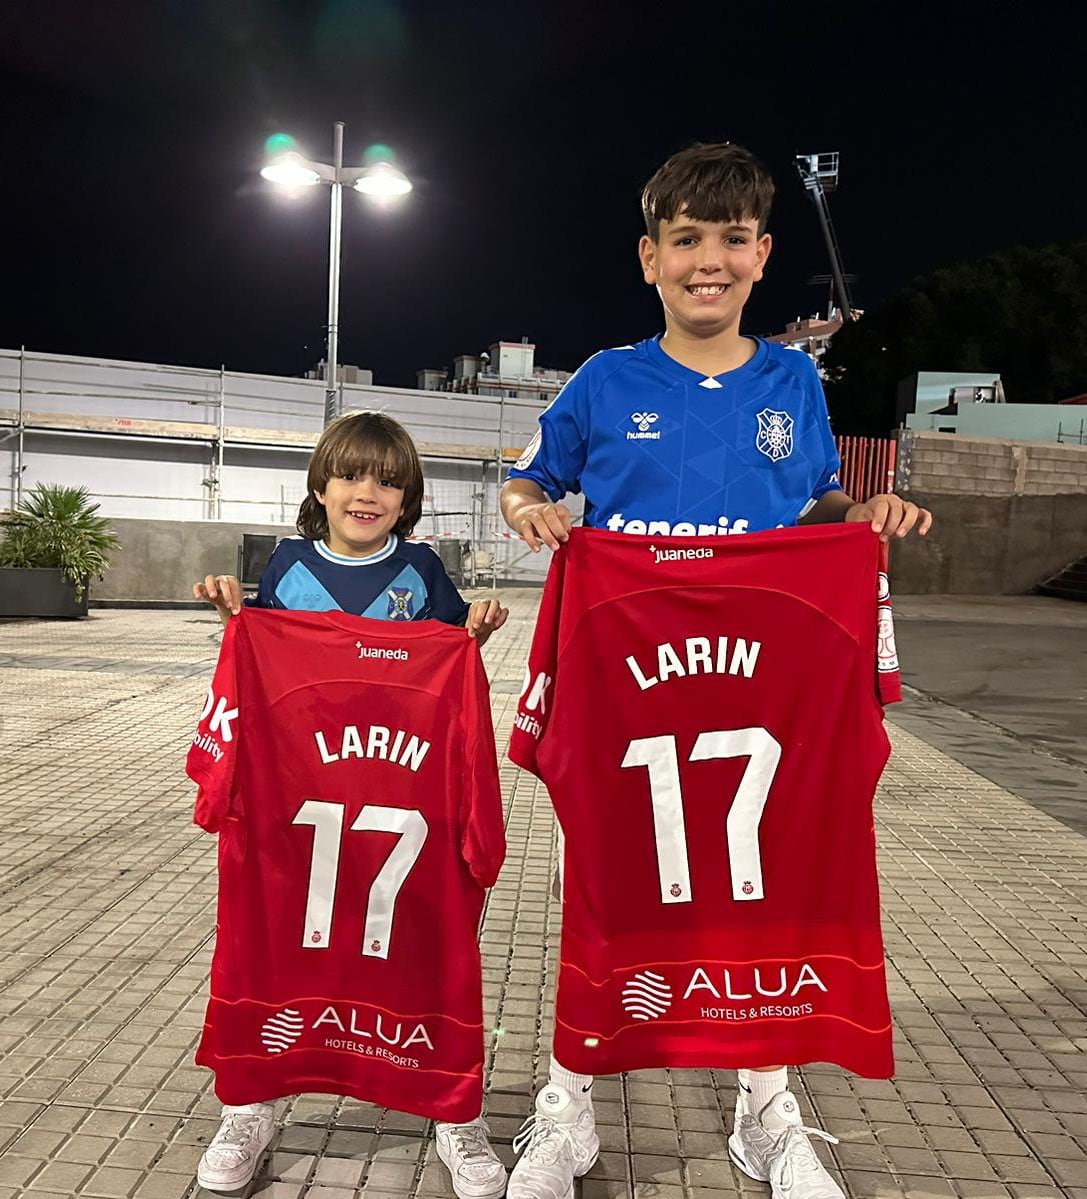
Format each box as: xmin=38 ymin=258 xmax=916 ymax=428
xmin=0 ymin=567 xmax=89 ymax=618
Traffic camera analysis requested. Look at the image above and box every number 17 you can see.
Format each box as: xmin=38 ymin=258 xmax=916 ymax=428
xmin=620 ymin=728 xmax=781 ymax=905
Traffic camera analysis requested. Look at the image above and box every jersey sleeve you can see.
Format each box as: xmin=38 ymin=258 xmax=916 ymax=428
xmin=186 ymin=617 xmax=242 ymax=831
xmin=876 ymin=542 xmax=902 ymax=705
xmin=508 ymin=543 xmax=567 ymax=776
xmin=457 ymin=646 xmax=506 ymax=887
xmin=805 ymin=360 xmax=843 ymax=503
xmin=506 ymin=367 xmax=591 ymax=501
xmin=425 ymin=551 xmax=470 ymax=626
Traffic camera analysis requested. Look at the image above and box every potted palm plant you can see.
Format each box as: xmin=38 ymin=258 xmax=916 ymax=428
xmin=0 ymin=484 xmax=120 ymax=618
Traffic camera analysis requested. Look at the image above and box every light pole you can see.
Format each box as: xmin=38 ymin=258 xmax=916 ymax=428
xmin=261 ymin=123 xmax=412 ymax=424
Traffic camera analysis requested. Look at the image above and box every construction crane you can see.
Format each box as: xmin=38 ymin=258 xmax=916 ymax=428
xmin=795 ymin=152 xmax=854 ymax=322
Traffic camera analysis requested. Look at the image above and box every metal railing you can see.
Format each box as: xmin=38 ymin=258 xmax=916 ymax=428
xmin=836 ymin=435 xmax=897 ymax=501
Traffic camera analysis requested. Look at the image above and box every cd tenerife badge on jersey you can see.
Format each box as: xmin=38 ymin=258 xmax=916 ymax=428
xmin=187 ymin=609 xmax=505 ymax=1122
xmin=510 ymin=524 xmax=899 ymax=1078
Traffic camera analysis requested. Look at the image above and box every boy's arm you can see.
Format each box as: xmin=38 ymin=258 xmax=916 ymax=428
xmin=800 ymin=489 xmax=932 ymax=541
xmin=500 ymin=478 xmax=574 ymax=552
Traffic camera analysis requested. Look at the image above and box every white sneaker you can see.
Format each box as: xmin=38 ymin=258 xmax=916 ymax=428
xmin=728 ymin=1090 xmax=844 ymax=1199
xmin=508 ymin=1083 xmax=599 ymax=1199
xmin=196 ymin=1102 xmax=276 ymax=1193
xmin=435 ymin=1117 xmax=507 ymax=1199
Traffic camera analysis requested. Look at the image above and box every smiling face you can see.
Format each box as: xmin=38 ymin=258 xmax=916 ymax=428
xmin=638 ymin=210 xmax=772 ymax=341
xmin=315 ymin=468 xmax=406 ymax=558
xmin=299 ymin=411 xmax=425 ymax=550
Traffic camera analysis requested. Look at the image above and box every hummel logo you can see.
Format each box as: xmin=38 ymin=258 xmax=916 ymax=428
xmin=627 ymin=411 xmax=662 ymax=441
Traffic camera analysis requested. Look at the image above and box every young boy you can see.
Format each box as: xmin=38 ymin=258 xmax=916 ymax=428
xmin=500 ymin=143 xmax=931 ymax=1199
xmin=193 ymin=411 xmax=509 ymax=1198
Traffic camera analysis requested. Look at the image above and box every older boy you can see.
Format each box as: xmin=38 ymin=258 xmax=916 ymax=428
xmin=500 ymin=143 xmax=930 ymax=1199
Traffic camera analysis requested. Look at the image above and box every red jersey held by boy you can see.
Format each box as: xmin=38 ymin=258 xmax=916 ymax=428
xmin=510 ymin=524 xmax=900 ymax=1079
xmin=187 ymin=608 xmax=505 ymax=1122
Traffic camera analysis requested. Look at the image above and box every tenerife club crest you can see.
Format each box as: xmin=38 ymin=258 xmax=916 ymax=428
xmin=755 ymin=409 xmax=795 ymax=462
xmin=386 ymin=587 xmax=415 ymax=620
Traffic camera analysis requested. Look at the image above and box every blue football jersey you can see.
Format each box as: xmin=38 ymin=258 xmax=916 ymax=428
xmin=508 ymin=336 xmax=841 ymax=535
xmin=246 ymin=535 xmax=469 ymax=625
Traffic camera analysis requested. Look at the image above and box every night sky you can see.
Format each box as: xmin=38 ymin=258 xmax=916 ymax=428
xmin=2 ymin=0 xmax=1084 ymax=388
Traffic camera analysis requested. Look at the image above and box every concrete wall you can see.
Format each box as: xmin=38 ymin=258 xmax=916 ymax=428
xmin=94 ymin=518 xmax=295 ymax=603
xmin=91 ymin=516 xmax=547 ymax=604
xmin=891 ymin=431 xmax=1087 ymax=593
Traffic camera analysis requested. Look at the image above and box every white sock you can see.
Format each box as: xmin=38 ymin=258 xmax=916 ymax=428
xmin=738 ymin=1067 xmax=788 ymax=1117
xmin=549 ymin=1054 xmax=594 ymax=1109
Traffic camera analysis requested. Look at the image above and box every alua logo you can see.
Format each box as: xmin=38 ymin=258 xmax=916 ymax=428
xmin=261 ymin=1005 xmax=435 ymax=1051
xmin=649 ymin=544 xmax=715 ymax=564
xmin=618 ymin=963 xmax=827 ymax=1022
xmin=682 ymin=962 xmax=828 ymax=1000
xmin=627 ymin=411 xmax=661 ymax=441
xmin=621 ymin=970 xmax=673 ymax=1021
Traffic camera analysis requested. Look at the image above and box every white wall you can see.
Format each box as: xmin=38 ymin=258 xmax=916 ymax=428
xmin=0 ymin=347 xmax=577 ymax=582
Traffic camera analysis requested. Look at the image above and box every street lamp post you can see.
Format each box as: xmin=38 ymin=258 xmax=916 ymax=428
xmin=261 ymin=123 xmax=413 ymax=425
xmin=325 ymin=122 xmax=345 ymax=427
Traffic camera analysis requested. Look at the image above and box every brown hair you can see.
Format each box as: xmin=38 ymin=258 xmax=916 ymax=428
xmin=297 ymin=410 xmax=424 ymax=541
xmin=641 ymin=143 xmax=775 ymax=240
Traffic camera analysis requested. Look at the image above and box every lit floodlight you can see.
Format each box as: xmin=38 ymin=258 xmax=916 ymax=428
xmin=260 ymin=153 xmax=321 ymax=187
xmin=354 ymin=162 xmax=412 ymax=197
xmin=265 ymin=132 xmax=298 ymax=157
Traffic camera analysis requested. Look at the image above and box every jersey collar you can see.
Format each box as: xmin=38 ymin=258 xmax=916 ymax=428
xmin=314 ymin=533 xmax=398 ymax=566
xmin=646 ymin=334 xmax=768 ymax=388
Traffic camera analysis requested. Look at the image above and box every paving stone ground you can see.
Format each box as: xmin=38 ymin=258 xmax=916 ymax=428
xmin=0 ymin=595 xmax=1084 ymax=1199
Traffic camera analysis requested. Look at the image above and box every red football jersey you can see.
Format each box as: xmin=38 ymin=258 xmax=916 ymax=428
xmin=510 ymin=524 xmax=900 ymax=1079
xmin=187 ymin=608 xmax=505 ymax=1122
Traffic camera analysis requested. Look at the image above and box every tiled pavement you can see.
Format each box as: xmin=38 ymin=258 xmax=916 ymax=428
xmin=0 ymin=595 xmax=1085 ymax=1199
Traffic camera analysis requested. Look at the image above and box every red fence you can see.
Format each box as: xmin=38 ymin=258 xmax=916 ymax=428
xmin=835 ymin=436 xmax=897 ymax=501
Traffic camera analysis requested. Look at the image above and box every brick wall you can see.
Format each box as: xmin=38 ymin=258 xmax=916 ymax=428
xmin=897 ymin=430 xmax=1087 ymax=497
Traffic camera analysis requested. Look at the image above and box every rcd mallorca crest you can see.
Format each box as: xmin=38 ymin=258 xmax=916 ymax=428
xmin=386 ymin=587 xmax=415 ymax=620
xmin=755 ymin=409 xmax=794 ymax=462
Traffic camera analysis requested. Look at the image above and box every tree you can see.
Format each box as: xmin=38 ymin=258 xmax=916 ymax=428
xmin=822 ymin=241 xmax=1087 ymax=434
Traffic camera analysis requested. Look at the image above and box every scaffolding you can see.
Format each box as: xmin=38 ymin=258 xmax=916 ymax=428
xmin=0 ymin=346 xmax=557 ymax=586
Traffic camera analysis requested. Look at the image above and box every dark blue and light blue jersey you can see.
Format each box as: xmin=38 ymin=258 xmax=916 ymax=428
xmin=508 ymin=336 xmax=841 ymax=535
xmin=246 ymin=535 xmax=469 ymax=625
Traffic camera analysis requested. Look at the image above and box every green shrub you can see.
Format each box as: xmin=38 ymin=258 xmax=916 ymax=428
xmin=0 ymin=484 xmax=120 ymax=599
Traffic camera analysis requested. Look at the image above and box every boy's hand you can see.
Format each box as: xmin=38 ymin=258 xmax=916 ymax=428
xmin=467 ymin=598 xmax=509 ymax=647
xmin=193 ymin=574 xmax=243 ymax=624
xmin=516 ymin=501 xmax=574 ymax=552
xmin=846 ymin=494 xmax=933 ymax=542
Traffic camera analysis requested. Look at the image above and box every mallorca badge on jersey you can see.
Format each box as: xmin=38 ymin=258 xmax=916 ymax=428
xmin=387 ymin=587 xmax=415 ymax=620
